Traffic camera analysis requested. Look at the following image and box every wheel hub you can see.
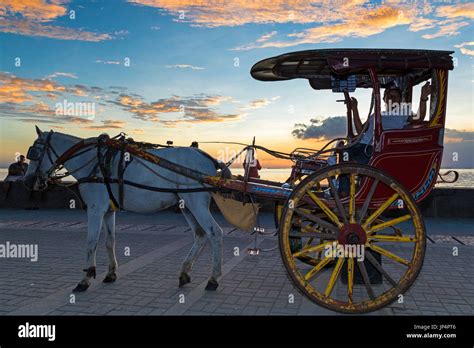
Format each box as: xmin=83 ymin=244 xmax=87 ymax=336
xmin=338 ymin=223 xmax=367 ymax=245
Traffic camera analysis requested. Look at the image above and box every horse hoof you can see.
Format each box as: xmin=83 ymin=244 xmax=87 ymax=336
xmin=178 ymin=273 xmax=191 ymax=287
xmin=205 ymin=279 xmax=218 ymax=291
xmin=103 ymin=273 xmax=117 ymax=283
xmin=72 ymin=283 xmax=89 ymax=292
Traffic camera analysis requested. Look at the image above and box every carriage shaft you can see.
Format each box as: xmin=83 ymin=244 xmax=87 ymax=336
xmin=106 ymin=139 xmax=292 ymax=201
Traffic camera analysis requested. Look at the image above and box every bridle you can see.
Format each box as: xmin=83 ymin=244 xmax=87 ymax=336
xmin=26 ymin=131 xmax=61 ymax=189
xmin=26 ymin=131 xmax=98 ymax=190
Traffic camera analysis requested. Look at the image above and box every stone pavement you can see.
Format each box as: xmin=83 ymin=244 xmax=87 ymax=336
xmin=0 ymin=210 xmax=473 ymax=316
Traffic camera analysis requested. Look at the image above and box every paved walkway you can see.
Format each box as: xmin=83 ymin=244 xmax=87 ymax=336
xmin=0 ymin=210 xmax=473 ymax=315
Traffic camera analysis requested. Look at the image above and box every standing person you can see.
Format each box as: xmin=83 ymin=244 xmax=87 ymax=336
xmin=243 ymin=148 xmax=262 ymax=179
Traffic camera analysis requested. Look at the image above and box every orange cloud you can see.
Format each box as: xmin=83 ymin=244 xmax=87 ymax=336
xmin=230 ymin=2 xmax=422 ymax=50
xmin=242 ymin=97 xmax=279 ymax=110
xmin=237 ymin=5 xmax=413 ymax=49
xmin=0 ymin=0 xmax=113 ymax=41
xmin=409 ymin=17 xmax=437 ymax=32
xmin=436 ymin=3 xmax=474 ymax=20
xmin=0 ymin=72 xmax=91 ymax=104
xmin=422 ymin=19 xmax=469 ymax=39
xmin=131 ymin=1 xmax=471 ymax=49
xmin=0 ymin=0 xmax=67 ymax=21
xmin=83 ymin=119 xmax=127 ymax=130
xmin=2 ymin=99 xmax=96 ymax=126
xmin=0 ymin=18 xmax=113 ymax=41
xmin=128 ymin=0 xmax=366 ymax=27
xmin=114 ymin=93 xmax=238 ymax=124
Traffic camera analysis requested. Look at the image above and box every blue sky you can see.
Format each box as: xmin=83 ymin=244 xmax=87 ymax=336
xmin=0 ymin=0 xmax=473 ymax=167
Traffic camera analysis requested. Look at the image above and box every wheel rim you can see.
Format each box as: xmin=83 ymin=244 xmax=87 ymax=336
xmin=279 ymin=163 xmax=426 ymax=313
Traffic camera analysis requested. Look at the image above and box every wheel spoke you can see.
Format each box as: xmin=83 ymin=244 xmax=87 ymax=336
xmin=357 ymin=260 xmax=375 ymax=300
xmin=294 ymin=208 xmax=340 ymax=234
xmin=347 ymin=257 xmax=354 ymax=303
xmin=365 ymin=251 xmax=398 ymax=287
xmin=362 ymin=193 xmax=399 ymax=229
xmin=368 ymin=214 xmax=412 ymax=234
xmin=306 ymin=191 xmax=343 ymax=228
xmin=304 ymin=257 xmax=333 ymax=281
xmin=303 ymin=237 xmax=314 ymax=249
xmin=325 ymin=257 xmax=345 ymax=297
xmin=349 ymin=174 xmax=356 ymax=223
xmin=368 ymin=235 xmax=416 ymax=243
xmin=294 ymin=225 xmax=336 ymax=240
xmin=328 ymin=176 xmax=348 ymax=225
xmin=293 ymin=240 xmax=333 ymax=258
xmin=368 ymin=244 xmax=410 ymax=266
xmin=357 ymin=179 xmax=379 ymax=224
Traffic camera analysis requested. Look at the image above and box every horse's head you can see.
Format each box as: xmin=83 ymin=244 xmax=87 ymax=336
xmin=24 ymin=126 xmax=57 ymax=191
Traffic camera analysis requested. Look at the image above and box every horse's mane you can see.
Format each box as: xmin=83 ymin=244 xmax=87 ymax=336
xmin=52 ymin=131 xmax=84 ymax=142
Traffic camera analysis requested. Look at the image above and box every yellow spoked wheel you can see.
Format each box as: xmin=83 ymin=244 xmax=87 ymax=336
xmin=279 ymin=163 xmax=426 ymax=314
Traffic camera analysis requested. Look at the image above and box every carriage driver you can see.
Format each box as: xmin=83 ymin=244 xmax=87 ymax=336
xmin=344 ymin=81 xmax=432 ymax=164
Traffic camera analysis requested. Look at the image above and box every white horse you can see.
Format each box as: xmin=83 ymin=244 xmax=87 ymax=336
xmin=24 ymin=126 xmax=230 ymax=292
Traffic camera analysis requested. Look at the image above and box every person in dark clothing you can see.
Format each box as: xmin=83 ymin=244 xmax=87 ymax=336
xmin=8 ymin=155 xmax=28 ymax=177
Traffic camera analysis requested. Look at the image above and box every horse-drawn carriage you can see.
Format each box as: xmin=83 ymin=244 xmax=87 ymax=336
xmin=25 ymin=49 xmax=454 ymax=313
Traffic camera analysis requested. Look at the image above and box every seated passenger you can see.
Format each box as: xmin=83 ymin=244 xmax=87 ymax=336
xmin=347 ymin=81 xmax=431 ymax=164
xmin=6 ymin=155 xmax=28 ymax=181
xmin=338 ymin=82 xmax=431 ymax=196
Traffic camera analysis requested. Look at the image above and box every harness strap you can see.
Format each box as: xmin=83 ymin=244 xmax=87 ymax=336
xmin=77 ymin=177 xmax=219 ymax=193
xmin=97 ymin=136 xmax=120 ymax=211
xmin=118 ymin=142 xmax=126 ymax=209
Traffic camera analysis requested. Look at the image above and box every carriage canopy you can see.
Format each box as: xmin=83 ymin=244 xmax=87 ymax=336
xmin=250 ymin=49 xmax=454 ymax=90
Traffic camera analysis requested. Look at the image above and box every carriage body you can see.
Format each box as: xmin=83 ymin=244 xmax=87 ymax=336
xmin=251 ymin=49 xmax=453 ymax=206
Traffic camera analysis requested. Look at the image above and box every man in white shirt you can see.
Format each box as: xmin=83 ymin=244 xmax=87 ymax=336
xmin=346 ymin=81 xmax=431 ymax=163
xmin=337 ymin=82 xmax=431 ymax=196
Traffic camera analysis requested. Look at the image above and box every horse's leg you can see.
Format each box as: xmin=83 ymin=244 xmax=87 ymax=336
xmin=178 ymin=207 xmax=207 ymax=287
xmin=73 ymin=208 xmax=106 ymax=292
xmin=205 ymin=218 xmax=223 ymax=291
xmin=180 ymin=193 xmax=223 ymax=291
xmin=103 ymin=211 xmax=118 ymax=283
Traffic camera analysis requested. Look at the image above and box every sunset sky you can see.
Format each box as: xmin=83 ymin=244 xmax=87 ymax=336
xmin=0 ymin=0 xmax=473 ymax=168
